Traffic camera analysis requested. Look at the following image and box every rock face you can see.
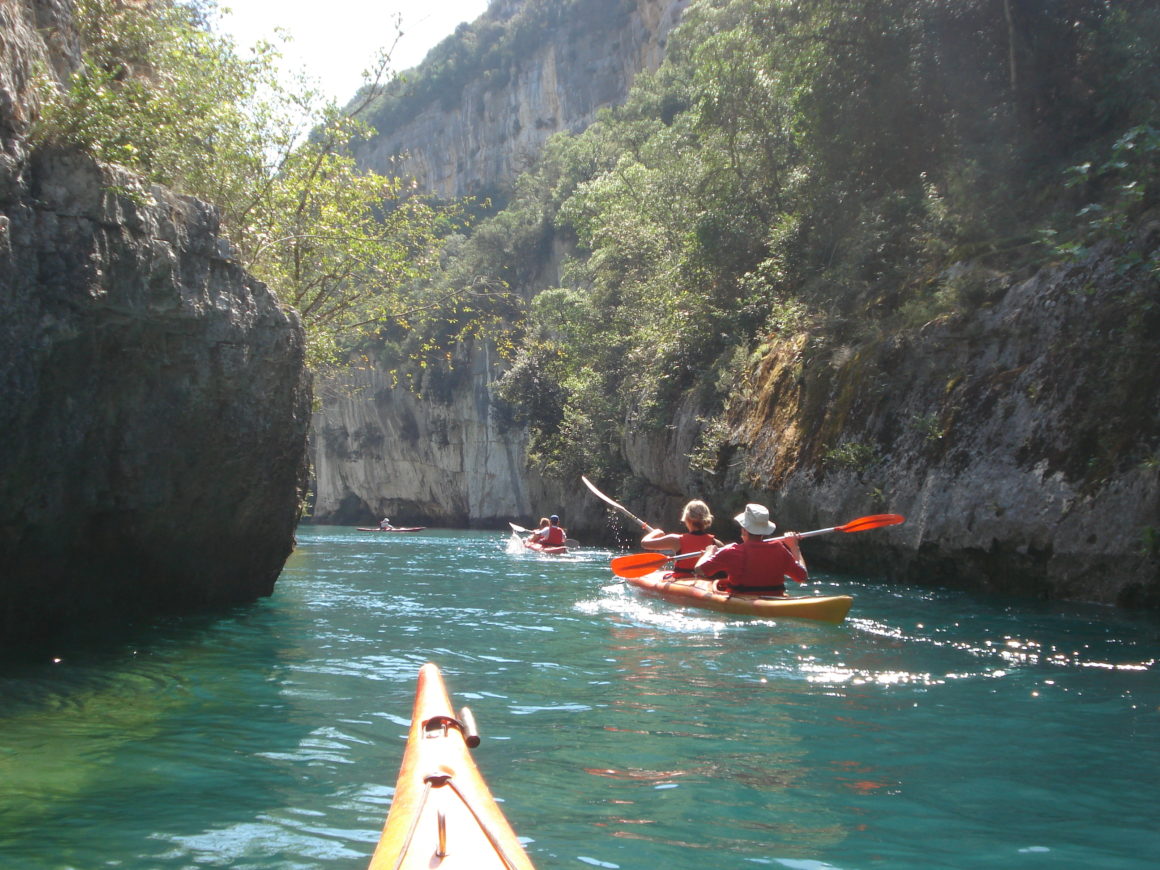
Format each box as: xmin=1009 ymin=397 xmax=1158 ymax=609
xmin=318 ymin=0 xmax=1158 ymax=609
xmin=314 ymin=0 xmax=689 ymax=525
xmin=311 ymin=343 xmax=532 ymax=526
xmin=354 ymin=0 xmax=689 ymax=198
xmin=615 ymin=246 xmax=1160 ymax=608
xmin=0 ymin=0 xmax=311 ymax=643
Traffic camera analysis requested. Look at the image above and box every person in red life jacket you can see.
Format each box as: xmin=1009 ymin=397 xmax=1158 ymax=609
xmin=542 ymin=515 xmax=567 ymax=547
xmin=640 ymin=500 xmax=724 ymax=578
xmin=528 ymin=515 xmax=567 ymax=548
xmin=693 ymin=503 xmax=806 ymax=596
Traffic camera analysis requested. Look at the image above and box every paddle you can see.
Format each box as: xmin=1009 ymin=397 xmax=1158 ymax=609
xmin=581 ymin=475 xmax=651 ymax=529
xmin=609 ymin=513 xmax=906 ymax=578
xmin=509 ymin=521 xmax=531 ymax=534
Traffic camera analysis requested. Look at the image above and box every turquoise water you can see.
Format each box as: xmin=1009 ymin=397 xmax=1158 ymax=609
xmin=1 ymin=526 xmax=1157 ymax=869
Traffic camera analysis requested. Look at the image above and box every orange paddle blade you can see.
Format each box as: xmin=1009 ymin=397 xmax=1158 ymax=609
xmin=610 ymin=552 xmax=672 ymax=578
xmin=835 ymin=513 xmax=905 ymax=533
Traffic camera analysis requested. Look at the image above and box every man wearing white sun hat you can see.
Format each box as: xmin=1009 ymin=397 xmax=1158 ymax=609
xmin=693 ymin=503 xmax=807 ymax=595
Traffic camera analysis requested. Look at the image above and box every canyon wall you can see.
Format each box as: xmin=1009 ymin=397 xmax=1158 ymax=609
xmin=0 ymin=0 xmax=311 ymax=643
xmin=315 ymin=0 xmax=1158 ymax=608
xmin=313 ymin=0 xmax=688 ymax=526
xmin=311 ymin=343 xmax=532 ymax=526
xmin=614 ymin=242 xmax=1160 ymax=608
xmin=353 ymin=0 xmax=688 ymax=198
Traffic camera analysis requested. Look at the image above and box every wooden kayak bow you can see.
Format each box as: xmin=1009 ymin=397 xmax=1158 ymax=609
xmin=609 ymin=513 xmax=906 ymax=578
xmin=580 ymin=475 xmax=651 ymax=529
xmin=368 ymin=663 xmax=535 ymax=870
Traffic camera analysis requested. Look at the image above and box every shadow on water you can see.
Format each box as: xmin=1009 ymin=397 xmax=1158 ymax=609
xmin=0 ymin=596 xmax=338 ymax=868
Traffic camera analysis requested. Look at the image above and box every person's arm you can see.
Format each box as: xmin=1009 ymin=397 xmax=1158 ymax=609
xmin=693 ymin=544 xmax=721 ymax=578
xmin=641 ymin=528 xmax=682 ymax=552
xmin=782 ymin=533 xmax=807 ymax=584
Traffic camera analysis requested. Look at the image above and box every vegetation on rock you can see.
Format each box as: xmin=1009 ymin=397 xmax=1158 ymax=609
xmin=30 ymin=0 xmax=466 ymax=367
xmin=409 ymin=0 xmax=1160 ymax=483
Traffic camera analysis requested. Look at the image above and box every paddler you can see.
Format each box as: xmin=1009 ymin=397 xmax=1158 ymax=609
xmin=640 ymin=499 xmax=724 ymax=578
xmin=528 ymin=515 xmax=567 ymax=547
xmin=693 ymin=503 xmax=807 ymax=595
xmin=526 ymin=517 xmax=550 ymax=544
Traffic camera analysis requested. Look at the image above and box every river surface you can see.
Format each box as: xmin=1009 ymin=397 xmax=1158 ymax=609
xmin=1 ymin=526 xmax=1157 ymax=869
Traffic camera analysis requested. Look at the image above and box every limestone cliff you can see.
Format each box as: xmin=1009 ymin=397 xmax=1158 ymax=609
xmin=354 ymin=0 xmax=688 ymax=198
xmin=311 ymin=342 xmax=533 ymax=526
xmin=0 ymin=0 xmax=311 ymax=643
xmin=312 ymin=0 xmax=688 ymax=525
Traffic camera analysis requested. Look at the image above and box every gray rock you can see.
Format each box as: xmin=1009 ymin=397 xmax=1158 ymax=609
xmin=0 ymin=2 xmax=310 ymax=643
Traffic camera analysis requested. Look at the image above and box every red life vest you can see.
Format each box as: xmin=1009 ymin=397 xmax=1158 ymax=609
xmin=673 ymin=531 xmax=714 ymax=573
xmin=700 ymin=539 xmax=806 ymax=592
xmin=543 ymin=525 xmax=566 ymax=546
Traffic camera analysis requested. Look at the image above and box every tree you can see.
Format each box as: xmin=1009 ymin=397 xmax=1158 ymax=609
xmin=33 ymin=0 xmax=462 ymax=367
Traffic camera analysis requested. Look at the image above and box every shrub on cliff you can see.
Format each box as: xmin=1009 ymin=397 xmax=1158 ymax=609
xmin=31 ymin=0 xmax=463 ymax=368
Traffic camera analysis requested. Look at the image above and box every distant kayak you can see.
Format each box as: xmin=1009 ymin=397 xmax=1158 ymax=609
xmin=367 ymin=663 xmax=536 ymax=870
xmin=625 ymin=571 xmax=853 ymax=623
xmin=356 ymin=526 xmax=427 ymax=533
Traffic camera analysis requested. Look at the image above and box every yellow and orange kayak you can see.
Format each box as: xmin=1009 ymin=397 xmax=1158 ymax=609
xmin=625 ymin=571 xmax=854 ymax=623
xmin=368 ymin=663 xmax=535 ymax=870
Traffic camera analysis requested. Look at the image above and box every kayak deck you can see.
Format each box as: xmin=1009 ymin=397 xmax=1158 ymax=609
xmin=625 ymin=571 xmax=853 ymax=623
xmin=368 ymin=663 xmax=535 ymax=870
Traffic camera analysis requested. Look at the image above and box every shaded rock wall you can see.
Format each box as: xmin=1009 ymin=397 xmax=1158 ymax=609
xmin=0 ymin=0 xmax=311 ymax=643
xmin=612 ymin=244 xmax=1160 ymax=608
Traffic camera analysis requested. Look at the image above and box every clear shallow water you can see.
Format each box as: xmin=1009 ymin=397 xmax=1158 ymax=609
xmin=1 ymin=526 xmax=1157 ymax=869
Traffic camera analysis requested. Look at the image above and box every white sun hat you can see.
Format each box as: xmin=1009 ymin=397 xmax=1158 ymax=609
xmin=734 ymin=503 xmax=777 ymax=536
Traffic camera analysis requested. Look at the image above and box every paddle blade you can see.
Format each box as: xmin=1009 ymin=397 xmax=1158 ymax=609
xmin=835 ymin=513 xmax=905 ymax=533
xmin=610 ymin=552 xmax=672 ymax=578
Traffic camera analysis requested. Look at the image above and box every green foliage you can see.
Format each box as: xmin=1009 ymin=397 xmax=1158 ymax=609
xmin=911 ymin=413 xmax=946 ymax=443
xmin=822 ymin=441 xmax=879 ymax=473
xmin=32 ymin=0 xmax=464 ymax=369
xmin=1049 ymin=125 xmax=1160 ymax=276
xmin=422 ymin=0 xmax=1160 ymax=474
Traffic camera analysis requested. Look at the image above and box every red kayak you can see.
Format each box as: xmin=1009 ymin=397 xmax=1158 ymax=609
xmin=356 ymin=526 xmax=427 ymax=533
xmin=523 ymin=540 xmax=568 ymax=555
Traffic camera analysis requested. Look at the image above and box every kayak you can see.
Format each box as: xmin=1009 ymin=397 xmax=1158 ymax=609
xmin=625 ymin=571 xmax=853 ymax=623
xmin=523 ymin=540 xmax=568 ymax=555
xmin=356 ymin=526 xmax=427 ymax=533
xmin=367 ymin=663 xmax=535 ymax=870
